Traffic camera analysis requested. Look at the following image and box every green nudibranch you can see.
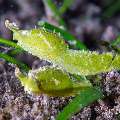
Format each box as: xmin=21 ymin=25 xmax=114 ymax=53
xmin=5 ymin=20 xmax=120 ymax=76
xmin=5 ymin=20 xmax=120 ymax=96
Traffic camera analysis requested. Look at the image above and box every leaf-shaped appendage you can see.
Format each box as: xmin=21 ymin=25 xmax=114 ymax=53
xmin=6 ymin=20 xmax=120 ymax=76
xmin=62 ymin=50 xmax=120 ymax=75
xmin=5 ymin=19 xmax=68 ymax=64
xmin=15 ymin=67 xmax=91 ymax=96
